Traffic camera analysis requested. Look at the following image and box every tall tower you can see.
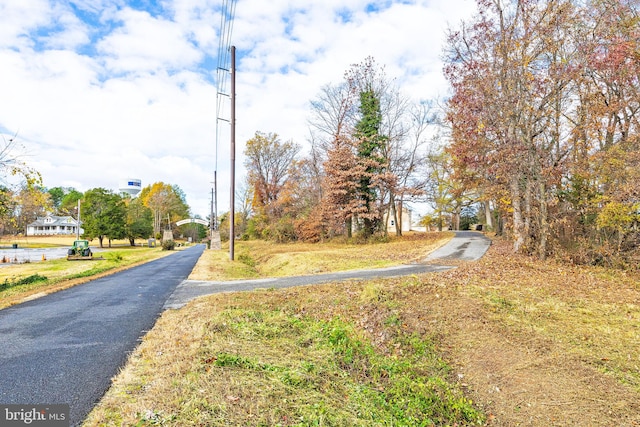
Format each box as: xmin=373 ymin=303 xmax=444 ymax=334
xmin=119 ymin=178 xmax=142 ymax=197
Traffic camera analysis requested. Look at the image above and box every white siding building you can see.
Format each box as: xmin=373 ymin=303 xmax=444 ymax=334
xmin=384 ymin=205 xmax=413 ymax=234
xmin=27 ymin=214 xmax=82 ymax=236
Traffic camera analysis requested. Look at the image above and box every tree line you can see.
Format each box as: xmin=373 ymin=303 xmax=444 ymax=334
xmin=0 ymin=181 xmax=196 ymax=247
xmin=5 ymin=0 xmax=639 ymax=268
xmin=236 ymin=56 xmax=510 ymax=243
xmin=236 ymin=57 xmax=439 ymax=243
xmin=237 ymin=0 xmax=639 ymax=268
xmin=444 ymin=0 xmax=640 ymax=265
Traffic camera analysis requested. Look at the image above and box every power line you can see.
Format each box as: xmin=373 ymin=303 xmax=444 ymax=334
xmin=215 ymin=0 xmax=237 ymax=173
xmin=211 ymin=0 xmax=236 ymax=236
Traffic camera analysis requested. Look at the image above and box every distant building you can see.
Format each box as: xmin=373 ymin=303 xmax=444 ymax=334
xmin=26 ymin=214 xmax=82 ymax=236
xmin=384 ymin=205 xmax=413 ymax=234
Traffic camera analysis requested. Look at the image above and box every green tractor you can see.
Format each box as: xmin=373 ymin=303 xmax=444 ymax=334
xmin=67 ymin=239 xmax=93 ymax=260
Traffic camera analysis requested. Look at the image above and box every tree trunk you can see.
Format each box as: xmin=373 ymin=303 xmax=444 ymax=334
xmin=511 ymin=176 xmax=525 ymax=252
xmin=484 ymin=201 xmax=494 ymax=231
xmin=496 ymin=214 xmax=504 ymax=236
xmin=538 ymin=181 xmax=548 ymax=260
xmin=363 ymin=218 xmax=374 ymax=237
xmin=453 ymin=206 xmax=461 ymax=231
xmin=393 ymin=197 xmax=402 ymax=237
xmin=523 ymin=176 xmax=532 ymax=252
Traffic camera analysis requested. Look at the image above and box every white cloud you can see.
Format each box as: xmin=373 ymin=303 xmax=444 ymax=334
xmin=0 ymin=0 xmax=477 ymax=219
xmin=0 ymin=0 xmax=52 ymax=48
xmin=97 ymin=8 xmax=202 ymax=73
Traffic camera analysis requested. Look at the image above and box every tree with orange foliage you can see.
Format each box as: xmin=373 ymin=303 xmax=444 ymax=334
xmin=243 ymin=131 xmax=301 ymax=240
xmin=320 ymin=135 xmax=366 ymax=238
xmin=445 ymin=0 xmax=640 ymax=264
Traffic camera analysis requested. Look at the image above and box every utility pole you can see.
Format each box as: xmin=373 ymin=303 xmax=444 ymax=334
xmin=209 ymin=184 xmax=216 ymax=237
xmin=214 ymin=184 xmax=216 ymax=232
xmin=210 ymin=176 xmax=221 ymax=250
xmin=76 ymin=199 xmax=81 ymax=241
xmin=214 ymin=171 xmax=218 ymax=230
xmin=230 ymin=45 xmax=236 ymax=261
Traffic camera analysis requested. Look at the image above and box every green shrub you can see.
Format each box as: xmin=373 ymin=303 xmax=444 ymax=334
xmin=162 ymin=240 xmax=176 ymax=251
xmin=237 ymin=253 xmax=255 ymax=267
xmin=1 ymin=274 xmax=48 ymax=289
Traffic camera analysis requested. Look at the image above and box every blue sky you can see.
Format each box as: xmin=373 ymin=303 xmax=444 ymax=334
xmin=0 ymin=0 xmax=476 ymax=218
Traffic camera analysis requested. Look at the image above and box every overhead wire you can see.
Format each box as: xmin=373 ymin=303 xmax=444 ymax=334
xmin=213 ymin=0 xmax=236 ymax=228
xmin=215 ymin=0 xmax=237 ymax=174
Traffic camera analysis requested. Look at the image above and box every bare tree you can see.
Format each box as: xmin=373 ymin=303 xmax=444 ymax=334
xmin=384 ymin=101 xmax=437 ymax=235
xmin=308 ymin=57 xmax=439 ymax=237
xmin=0 ymin=132 xmax=42 ymax=188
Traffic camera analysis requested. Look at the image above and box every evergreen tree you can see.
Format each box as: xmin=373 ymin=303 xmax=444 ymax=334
xmin=354 ymin=89 xmax=386 ymax=236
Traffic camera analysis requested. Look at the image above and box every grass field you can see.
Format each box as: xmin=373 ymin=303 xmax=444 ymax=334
xmin=83 ymin=233 xmax=640 ymax=426
xmin=0 ymin=235 xmax=76 ymax=248
xmin=0 ymin=235 xmax=175 ymax=309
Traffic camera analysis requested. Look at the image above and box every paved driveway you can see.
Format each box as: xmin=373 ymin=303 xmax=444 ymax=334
xmin=164 ymin=231 xmax=491 ymax=309
xmin=423 ymin=230 xmax=492 ymax=261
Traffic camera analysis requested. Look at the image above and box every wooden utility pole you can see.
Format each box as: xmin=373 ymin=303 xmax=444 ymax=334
xmin=76 ymin=199 xmax=81 ymax=240
xmin=210 ymin=178 xmax=221 ymax=250
xmin=230 ymin=45 xmax=236 ymax=261
xmin=214 ymin=171 xmax=218 ymax=230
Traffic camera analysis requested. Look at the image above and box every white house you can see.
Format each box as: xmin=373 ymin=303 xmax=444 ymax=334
xmin=26 ymin=214 xmax=82 ymax=236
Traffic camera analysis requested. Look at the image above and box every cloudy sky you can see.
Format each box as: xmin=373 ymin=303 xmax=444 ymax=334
xmin=0 ymin=0 xmax=477 ymax=219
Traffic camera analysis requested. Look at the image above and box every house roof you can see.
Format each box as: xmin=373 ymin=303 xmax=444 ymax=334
xmin=28 ymin=215 xmax=79 ymax=227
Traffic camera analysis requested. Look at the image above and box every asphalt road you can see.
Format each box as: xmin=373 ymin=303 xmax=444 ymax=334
xmin=164 ymin=231 xmax=492 ymax=309
xmin=0 ymin=244 xmax=205 ymax=427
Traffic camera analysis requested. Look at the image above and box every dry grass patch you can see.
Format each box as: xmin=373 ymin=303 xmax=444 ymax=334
xmin=189 ymin=232 xmax=452 ymax=281
xmin=398 ymin=240 xmax=640 ymax=426
xmin=0 ymin=235 xmax=78 ymax=248
xmin=84 ymin=283 xmax=483 ymax=426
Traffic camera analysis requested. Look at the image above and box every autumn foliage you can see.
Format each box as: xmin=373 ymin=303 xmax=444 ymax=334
xmin=245 ymin=58 xmax=424 ymax=243
xmin=444 ymin=0 xmax=640 ymax=264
